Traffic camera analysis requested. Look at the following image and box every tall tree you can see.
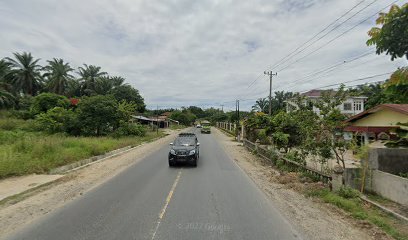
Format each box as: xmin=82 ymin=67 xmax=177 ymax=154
xmin=78 ymin=64 xmax=107 ymax=96
xmin=5 ymin=52 xmax=42 ymax=95
xmin=43 ymin=58 xmax=74 ymax=95
xmin=367 ymin=3 xmax=408 ymax=60
xmin=110 ymin=76 xmax=125 ymax=87
xmin=252 ymin=98 xmax=269 ymax=113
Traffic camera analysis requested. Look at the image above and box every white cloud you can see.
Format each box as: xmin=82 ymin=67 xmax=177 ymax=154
xmin=0 ymin=0 xmax=406 ymax=111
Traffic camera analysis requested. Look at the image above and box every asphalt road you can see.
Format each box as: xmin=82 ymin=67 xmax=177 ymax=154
xmin=5 ymin=128 xmax=302 ymax=240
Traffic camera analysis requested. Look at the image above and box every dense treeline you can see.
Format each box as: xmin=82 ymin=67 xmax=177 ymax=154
xmin=0 ymin=52 xmax=146 ymax=136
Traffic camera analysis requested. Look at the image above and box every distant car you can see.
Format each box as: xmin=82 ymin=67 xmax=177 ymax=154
xmin=168 ymin=133 xmax=200 ymax=167
xmin=196 ymin=124 xmax=202 ymax=128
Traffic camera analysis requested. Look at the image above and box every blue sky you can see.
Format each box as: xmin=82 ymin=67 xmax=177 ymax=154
xmin=0 ymin=0 xmax=406 ymax=111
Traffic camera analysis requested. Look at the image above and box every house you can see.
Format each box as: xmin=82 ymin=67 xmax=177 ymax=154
xmin=131 ymin=114 xmax=179 ymax=128
xmin=343 ymin=104 xmax=408 ymax=145
xmin=286 ymin=89 xmax=367 ymax=116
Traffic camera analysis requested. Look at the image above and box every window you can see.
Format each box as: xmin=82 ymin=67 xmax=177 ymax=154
xmin=343 ymin=103 xmax=352 ymax=111
xmin=353 ymin=101 xmax=362 ymax=111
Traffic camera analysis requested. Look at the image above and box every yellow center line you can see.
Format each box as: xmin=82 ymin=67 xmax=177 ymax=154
xmin=151 ymin=170 xmax=182 ymax=240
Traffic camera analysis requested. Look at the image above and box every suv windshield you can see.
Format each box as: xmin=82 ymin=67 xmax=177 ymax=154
xmin=174 ymin=137 xmax=196 ymax=146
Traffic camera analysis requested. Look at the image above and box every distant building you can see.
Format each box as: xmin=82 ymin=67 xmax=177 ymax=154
xmin=343 ymin=104 xmax=408 ymax=145
xmin=286 ymin=89 xmax=367 ymax=116
xmin=131 ymin=114 xmax=179 ymax=128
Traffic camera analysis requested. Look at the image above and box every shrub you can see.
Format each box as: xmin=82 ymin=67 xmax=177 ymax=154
xmin=112 ymin=122 xmax=146 ymax=138
xmin=77 ymin=95 xmax=119 ymax=136
xmin=31 ymin=93 xmax=70 ymax=115
xmin=285 ymin=150 xmax=305 ymax=164
xmin=337 ymin=186 xmax=360 ymax=199
xmin=257 ymin=129 xmax=270 ymax=144
xmin=36 ymin=107 xmax=78 ymax=134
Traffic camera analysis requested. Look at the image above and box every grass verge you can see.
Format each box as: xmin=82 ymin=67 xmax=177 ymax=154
xmin=0 ymin=130 xmax=166 ymax=179
xmin=306 ymin=188 xmax=408 ymax=240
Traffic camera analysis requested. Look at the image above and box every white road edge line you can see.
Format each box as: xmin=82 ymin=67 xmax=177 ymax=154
xmin=151 ymin=170 xmax=182 ymax=240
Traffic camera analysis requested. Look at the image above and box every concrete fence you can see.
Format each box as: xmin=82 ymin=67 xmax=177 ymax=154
xmin=371 ymin=170 xmax=408 ymax=205
xmin=216 ymin=122 xmax=237 ymax=133
xmin=344 ymin=148 xmax=408 ymax=206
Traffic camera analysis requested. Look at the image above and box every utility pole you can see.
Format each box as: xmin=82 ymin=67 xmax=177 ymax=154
xmin=156 ymin=105 xmax=159 ymax=135
xmin=264 ymin=71 xmax=277 ymax=115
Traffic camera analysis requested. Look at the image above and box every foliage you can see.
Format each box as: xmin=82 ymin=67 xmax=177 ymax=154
xmin=31 ymin=93 xmax=70 ymax=115
xmin=109 ymin=84 xmax=145 ymax=112
xmin=251 ymin=91 xmax=294 ymax=114
xmin=314 ymin=86 xmax=350 ymax=169
xmin=0 ymin=130 xmax=163 ymax=179
xmin=170 ymin=110 xmax=197 ymax=126
xmin=43 ymin=58 xmax=74 ymax=95
xmin=5 ymin=52 xmax=43 ymax=95
xmin=385 ymin=122 xmax=408 ymax=147
xmin=78 ymin=64 xmax=107 ymax=96
xmin=337 ymin=186 xmax=360 ymax=199
xmin=367 ymin=3 xmax=408 ymax=60
xmin=252 ymin=98 xmax=269 ymax=113
xmin=35 ymin=107 xmax=78 ymax=134
xmin=77 ymin=95 xmax=119 ymax=136
xmin=307 ymin=188 xmax=407 ymax=240
xmin=111 ymin=122 xmax=146 ymax=137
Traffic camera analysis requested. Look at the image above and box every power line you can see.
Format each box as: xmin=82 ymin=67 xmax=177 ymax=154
xmin=271 ymin=0 xmax=373 ymax=71
xmin=299 ymin=72 xmax=392 ymax=92
xmin=276 ymin=0 xmax=399 ymax=72
xmin=278 ymin=49 xmax=375 ymax=91
xmin=239 ymin=0 xmax=375 ymax=98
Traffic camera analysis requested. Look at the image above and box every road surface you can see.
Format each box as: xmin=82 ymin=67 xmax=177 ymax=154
xmin=5 ymin=128 xmax=302 ymax=240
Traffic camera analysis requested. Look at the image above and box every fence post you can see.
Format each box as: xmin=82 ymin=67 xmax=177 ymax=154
xmin=255 ymin=139 xmax=260 ymax=152
xmin=332 ymin=165 xmax=344 ymax=192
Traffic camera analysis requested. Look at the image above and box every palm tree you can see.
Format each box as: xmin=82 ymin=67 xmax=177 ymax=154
xmin=252 ymin=98 xmax=269 ymax=113
xmin=78 ymin=64 xmax=107 ymax=96
xmin=5 ymin=52 xmax=42 ymax=95
xmin=94 ymin=76 xmax=113 ymax=95
xmin=43 ymin=58 xmax=74 ymax=95
xmin=0 ymin=88 xmax=15 ymax=108
xmin=65 ymin=79 xmax=82 ymax=98
xmin=110 ymin=76 xmax=125 ymax=87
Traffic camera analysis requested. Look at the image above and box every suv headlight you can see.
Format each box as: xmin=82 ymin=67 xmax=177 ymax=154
xmin=189 ymin=150 xmax=196 ymax=155
xmin=170 ymin=149 xmax=176 ymax=155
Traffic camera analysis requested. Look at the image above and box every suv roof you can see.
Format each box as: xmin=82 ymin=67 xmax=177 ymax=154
xmin=178 ymin=133 xmax=196 ymax=137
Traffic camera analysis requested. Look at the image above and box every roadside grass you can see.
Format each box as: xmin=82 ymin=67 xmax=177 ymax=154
xmin=305 ymin=188 xmax=408 ymax=240
xmin=0 ymin=123 xmax=166 ymax=179
xmin=169 ymin=124 xmax=187 ymax=130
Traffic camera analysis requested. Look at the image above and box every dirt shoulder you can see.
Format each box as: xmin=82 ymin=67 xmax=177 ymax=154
xmin=0 ymin=129 xmax=181 ymax=238
xmin=213 ymin=128 xmax=390 ymax=240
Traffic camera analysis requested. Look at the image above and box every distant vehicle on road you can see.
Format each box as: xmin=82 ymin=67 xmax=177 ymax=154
xmin=196 ymin=124 xmax=202 ymax=128
xmin=168 ymin=133 xmax=200 ymax=167
xmin=201 ymin=120 xmax=211 ymax=134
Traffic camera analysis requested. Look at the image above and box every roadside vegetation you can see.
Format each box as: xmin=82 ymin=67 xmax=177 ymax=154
xmin=0 ymin=52 xmax=165 ymax=179
xmin=306 ymin=187 xmax=408 ymax=240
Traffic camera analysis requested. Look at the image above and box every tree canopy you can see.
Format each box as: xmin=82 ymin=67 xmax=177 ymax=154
xmin=367 ymin=3 xmax=408 ymax=60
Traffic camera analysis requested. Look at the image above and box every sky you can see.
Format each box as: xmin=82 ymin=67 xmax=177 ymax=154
xmin=0 ymin=0 xmax=406 ymax=111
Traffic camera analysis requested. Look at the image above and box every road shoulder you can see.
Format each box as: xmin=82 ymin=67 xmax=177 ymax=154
xmin=213 ymin=128 xmax=385 ymax=240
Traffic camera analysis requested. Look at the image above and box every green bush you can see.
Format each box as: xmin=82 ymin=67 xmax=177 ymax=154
xmin=337 ymin=186 xmax=360 ymax=199
xmin=36 ymin=107 xmax=78 ymax=134
xmin=77 ymin=95 xmax=119 ymax=136
xmin=257 ymin=129 xmax=270 ymax=144
xmin=285 ymin=150 xmax=305 ymax=164
xmin=112 ymin=122 xmax=146 ymax=137
xmin=31 ymin=93 xmax=70 ymax=115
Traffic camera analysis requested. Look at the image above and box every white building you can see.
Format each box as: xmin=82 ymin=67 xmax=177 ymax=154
xmin=286 ymin=89 xmax=367 ymax=116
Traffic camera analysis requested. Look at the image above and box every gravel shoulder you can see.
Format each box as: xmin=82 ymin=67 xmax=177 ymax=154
xmin=0 ymin=129 xmax=181 ymax=238
xmin=213 ymin=128 xmax=389 ymax=240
